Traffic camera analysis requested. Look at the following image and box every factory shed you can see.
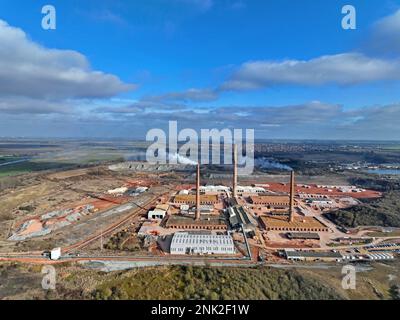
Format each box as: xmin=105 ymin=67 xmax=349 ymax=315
xmin=225 ymin=198 xmax=239 ymax=207
xmin=173 ymin=194 xmax=218 ymax=205
xmin=156 ymin=204 xmax=169 ymax=211
xmin=148 ymin=204 xmax=169 ymax=220
xmin=260 ymin=216 xmax=329 ymax=232
xmin=200 ymin=185 xmax=230 ymax=194
xmin=170 ymin=232 xmax=235 ymax=255
xmin=189 ymin=205 xmax=213 ymax=214
xmin=236 ymin=186 xmax=266 ymax=194
xmin=287 ymin=232 xmax=320 ymax=240
xmin=283 ymin=249 xmax=342 ymax=262
xmin=148 ymin=209 xmax=166 ymax=220
xmin=250 ymin=195 xmax=290 ymax=206
xmin=165 ymin=215 xmax=227 ymax=230
xmin=228 ymin=206 xmax=257 ymax=231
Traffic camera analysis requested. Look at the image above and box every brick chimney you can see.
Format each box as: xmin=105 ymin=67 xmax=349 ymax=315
xmin=233 ymin=144 xmax=238 ymax=198
xmin=289 ymin=170 xmax=295 ymax=222
xmin=196 ymin=163 xmax=201 ymax=221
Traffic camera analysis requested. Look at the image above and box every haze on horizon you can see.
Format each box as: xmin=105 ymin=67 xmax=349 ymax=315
xmin=0 ymin=0 xmax=400 ymax=140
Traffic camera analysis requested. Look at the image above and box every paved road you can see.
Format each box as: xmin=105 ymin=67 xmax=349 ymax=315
xmin=0 ymin=252 xmax=254 ymax=268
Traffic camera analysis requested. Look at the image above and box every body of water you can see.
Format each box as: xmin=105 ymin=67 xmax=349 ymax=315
xmin=0 ymin=158 xmax=30 ymax=167
xmin=366 ymin=169 xmax=400 ymax=175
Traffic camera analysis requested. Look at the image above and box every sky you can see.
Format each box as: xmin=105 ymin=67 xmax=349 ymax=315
xmin=0 ymin=0 xmax=400 ymax=140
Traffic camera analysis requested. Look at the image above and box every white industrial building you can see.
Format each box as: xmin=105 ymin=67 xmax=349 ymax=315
xmin=316 ymin=185 xmax=366 ymax=193
xmin=180 ymin=204 xmax=190 ymax=211
xmin=107 ymin=187 xmax=128 ymax=195
xmin=198 ymin=185 xmax=266 ymax=195
xmin=50 ymin=247 xmax=61 ymax=260
xmin=147 ymin=204 xmax=169 ymax=220
xmin=236 ymin=186 xmax=266 ymax=194
xmin=147 ymin=209 xmax=166 ymax=219
xmin=135 ymin=187 xmax=149 ymax=193
xmin=170 ymin=232 xmax=235 ymax=255
xmin=200 ymin=185 xmax=230 ymax=194
xmin=306 ymin=199 xmax=335 ymax=208
xmin=299 ymin=193 xmax=330 ymax=199
xmin=188 ymin=205 xmax=214 ymax=214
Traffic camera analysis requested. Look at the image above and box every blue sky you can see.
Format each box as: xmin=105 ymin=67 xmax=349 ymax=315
xmin=0 ymin=0 xmax=400 ymax=139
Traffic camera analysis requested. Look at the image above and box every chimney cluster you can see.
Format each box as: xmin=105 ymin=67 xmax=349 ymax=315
xmin=194 ymin=145 xmax=295 ymax=223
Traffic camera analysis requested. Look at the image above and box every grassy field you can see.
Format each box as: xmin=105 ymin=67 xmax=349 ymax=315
xmin=0 ymin=263 xmax=344 ymax=300
xmin=91 ymin=266 xmax=343 ymax=300
xmin=0 ymin=150 xmax=125 ymax=178
xmin=366 ymin=231 xmax=400 ymax=237
xmin=0 ymin=161 xmax=67 ymax=178
xmin=296 ymin=261 xmax=400 ymax=300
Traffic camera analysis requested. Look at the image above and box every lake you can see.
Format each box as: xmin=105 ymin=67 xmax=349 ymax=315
xmin=366 ymin=169 xmax=400 ymax=175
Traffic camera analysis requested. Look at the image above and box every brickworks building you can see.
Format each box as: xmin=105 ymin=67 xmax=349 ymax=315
xmin=173 ymin=194 xmax=219 ymax=205
xmin=260 ymin=215 xmax=329 ymax=232
xmin=250 ymin=195 xmax=290 ymax=206
xmin=165 ymin=215 xmax=227 ymax=230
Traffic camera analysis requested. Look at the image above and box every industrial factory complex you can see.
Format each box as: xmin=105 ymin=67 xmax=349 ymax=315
xmin=79 ymin=144 xmax=393 ymax=265
xmin=2 ymin=143 xmax=398 ymax=268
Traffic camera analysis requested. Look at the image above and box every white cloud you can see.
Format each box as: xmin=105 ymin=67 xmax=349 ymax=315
xmin=0 ymin=97 xmax=73 ymax=114
xmin=0 ymin=20 xmax=135 ymax=100
xmin=6 ymin=101 xmax=395 ymax=140
xmin=369 ymin=9 xmax=400 ymax=54
xmin=2 ymin=100 xmax=400 ymax=139
xmin=375 ymin=9 xmax=400 ymax=33
xmin=222 ymin=53 xmax=400 ymax=90
xmin=144 ymin=88 xmax=219 ymax=103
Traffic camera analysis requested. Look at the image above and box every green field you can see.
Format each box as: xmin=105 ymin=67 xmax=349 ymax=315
xmin=0 ymin=161 xmax=63 ymax=177
xmin=0 ymin=154 xmax=124 ymax=178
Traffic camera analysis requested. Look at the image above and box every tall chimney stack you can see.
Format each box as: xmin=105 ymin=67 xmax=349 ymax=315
xmin=196 ymin=163 xmax=201 ymax=221
xmin=289 ymin=170 xmax=295 ymax=222
xmin=233 ymin=144 xmax=238 ymax=198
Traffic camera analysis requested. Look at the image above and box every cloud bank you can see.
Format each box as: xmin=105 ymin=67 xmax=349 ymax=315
xmin=0 ymin=20 xmax=135 ymax=103
xmin=222 ymin=53 xmax=400 ymax=90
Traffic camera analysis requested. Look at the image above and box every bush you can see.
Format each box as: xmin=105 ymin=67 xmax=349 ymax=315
xmin=92 ymin=266 xmax=342 ymax=300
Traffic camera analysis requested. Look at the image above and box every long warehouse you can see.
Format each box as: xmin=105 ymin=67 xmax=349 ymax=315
xmin=170 ymin=232 xmax=235 ymax=255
